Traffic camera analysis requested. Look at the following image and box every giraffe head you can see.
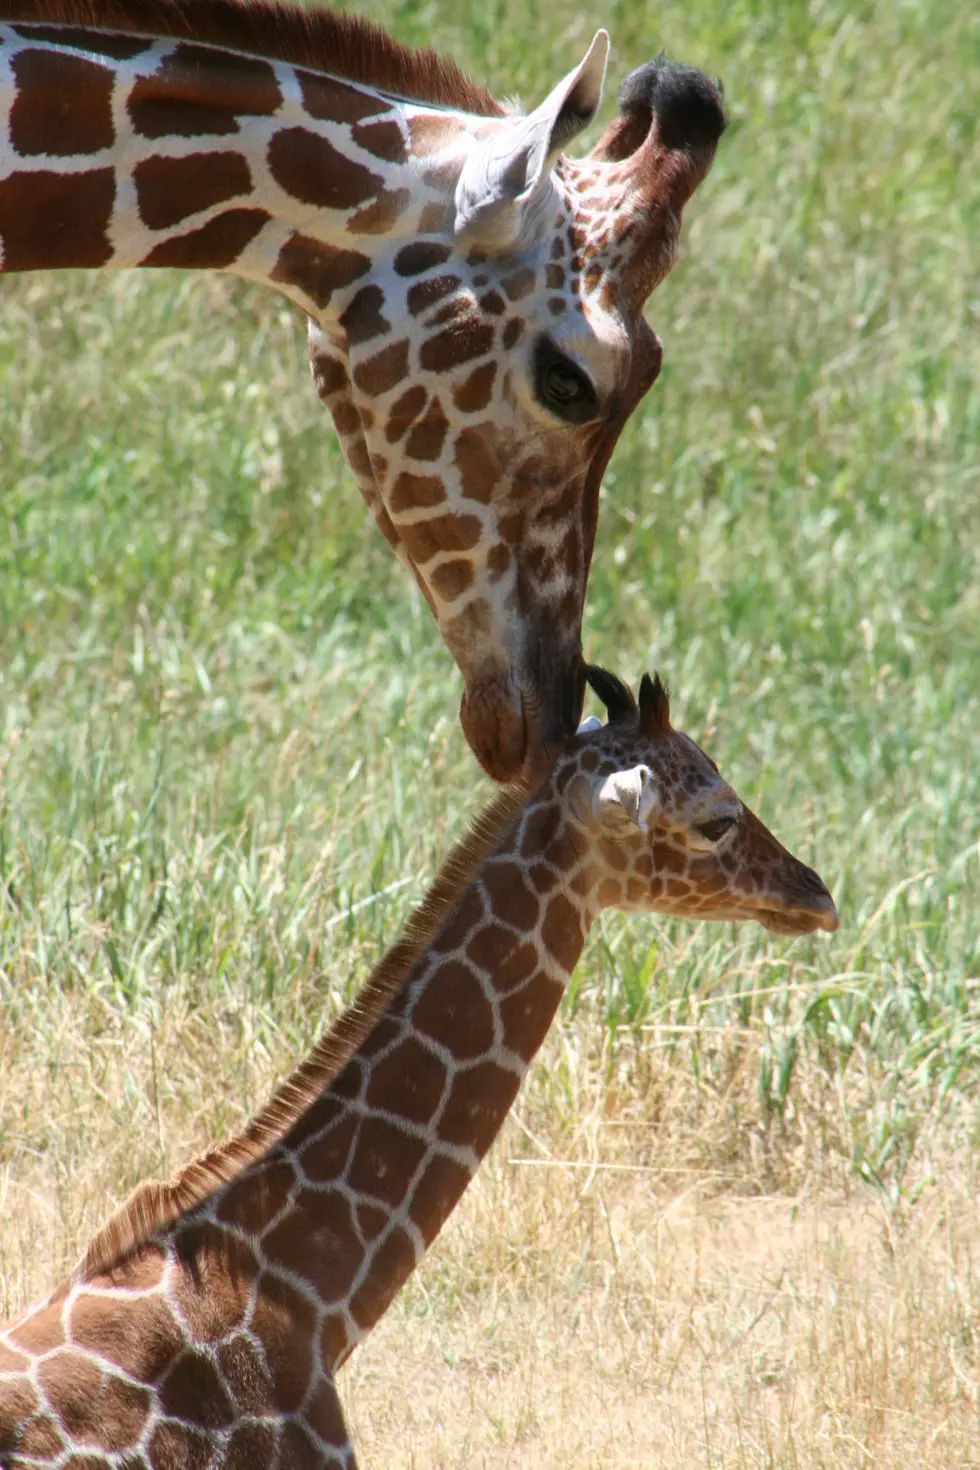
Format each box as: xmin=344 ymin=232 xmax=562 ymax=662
xmin=543 ymin=666 xmax=838 ymax=934
xmin=308 ymin=35 xmax=725 ymax=779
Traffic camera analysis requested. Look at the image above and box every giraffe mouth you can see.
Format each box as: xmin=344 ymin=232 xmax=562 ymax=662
xmin=757 ymin=896 xmax=839 ymax=936
xmin=459 ymin=677 xmax=528 ymax=783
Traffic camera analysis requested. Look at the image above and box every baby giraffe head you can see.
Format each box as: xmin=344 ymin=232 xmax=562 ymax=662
xmin=551 ymin=666 xmax=838 ymax=935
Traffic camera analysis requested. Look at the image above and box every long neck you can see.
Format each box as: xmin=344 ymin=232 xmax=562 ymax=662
xmin=207 ymin=788 xmax=590 ymax=1369
xmin=0 ymin=19 xmax=478 ymax=317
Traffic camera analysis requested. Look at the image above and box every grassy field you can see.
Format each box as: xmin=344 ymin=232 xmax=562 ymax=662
xmin=1 ymin=0 xmax=978 ymax=1462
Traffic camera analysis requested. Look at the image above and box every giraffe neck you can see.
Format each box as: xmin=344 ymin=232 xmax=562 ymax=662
xmin=165 ymin=778 xmax=592 ymax=1373
xmin=0 ymin=18 xmax=484 ymax=316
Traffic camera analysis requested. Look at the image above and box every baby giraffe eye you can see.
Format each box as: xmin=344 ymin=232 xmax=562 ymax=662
xmin=694 ymin=816 xmax=737 ymax=842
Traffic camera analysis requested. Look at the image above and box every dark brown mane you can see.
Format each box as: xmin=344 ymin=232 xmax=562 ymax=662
xmin=77 ymin=769 xmax=537 ymax=1282
xmin=0 ymin=0 xmax=504 ymax=116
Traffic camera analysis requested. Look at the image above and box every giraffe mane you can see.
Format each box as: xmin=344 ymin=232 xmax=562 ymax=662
xmin=76 ymin=769 xmax=538 ymax=1283
xmin=0 ymin=0 xmax=504 ymax=117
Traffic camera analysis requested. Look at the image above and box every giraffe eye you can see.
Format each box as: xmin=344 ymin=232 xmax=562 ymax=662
xmin=534 ymin=338 xmax=599 ymax=424
xmin=694 ymin=816 xmax=737 ymax=842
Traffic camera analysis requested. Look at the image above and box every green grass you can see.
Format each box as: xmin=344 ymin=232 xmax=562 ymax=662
xmin=1 ymin=0 xmax=978 ymax=1244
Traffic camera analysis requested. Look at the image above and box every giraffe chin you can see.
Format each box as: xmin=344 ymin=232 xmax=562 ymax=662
xmin=458 ymin=679 xmax=527 ymax=783
xmin=756 ymin=899 xmax=840 ymax=937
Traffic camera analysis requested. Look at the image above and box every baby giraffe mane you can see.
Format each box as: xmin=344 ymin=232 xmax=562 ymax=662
xmin=0 ymin=0 xmax=504 ymax=116
xmin=77 ymin=770 xmax=537 ymax=1283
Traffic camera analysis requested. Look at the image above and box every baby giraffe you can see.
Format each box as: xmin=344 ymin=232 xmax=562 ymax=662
xmin=0 ymin=668 xmax=837 ymax=1470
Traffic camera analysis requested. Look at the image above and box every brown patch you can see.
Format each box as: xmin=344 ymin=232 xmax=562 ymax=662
xmin=224 ymin=1422 xmax=277 ymax=1470
xmin=331 ymin=400 xmax=359 ymax=436
xmin=130 ymin=45 xmax=281 ymax=138
xmin=310 ymin=352 xmax=348 ymax=399
xmin=432 ymin=885 xmax=486 ymax=952
xmin=487 ymin=542 xmax=511 ymax=580
xmin=520 ymin=802 xmax=561 ymax=858
xmin=307 ymin=1376 xmax=349 ymax=1446
xmin=16 ymin=1414 xmax=64 ymax=1460
xmin=352 ymin=117 xmax=407 ymax=162
xmin=394 ymin=240 xmax=452 ymax=276
xmin=217 ymin=1335 xmax=274 ymax=1415
xmin=357 ymin=1201 xmax=389 ymax=1240
xmin=412 ymin=958 xmax=494 ymax=1058
xmin=248 ymin=1273 xmax=315 ymax=1412
xmin=320 ymin=1313 xmax=351 ymax=1369
xmin=488 ymin=937 xmax=540 ymax=994
xmin=269 ymin=127 xmax=382 ymax=209
xmin=0 ymin=1339 xmax=28 ymax=1372
xmin=148 ymin=1420 xmax=212 ymax=1470
xmin=262 ymin=1191 xmax=362 ymax=1304
xmin=549 ymin=297 xmax=568 ymax=316
xmin=172 ymin=1220 xmax=256 ymax=1341
xmin=499 ymin=973 xmax=565 ymax=1061
xmin=408 ymin=114 xmax=460 ymax=155
xmin=8 ymin=1305 xmax=65 ymax=1354
xmin=215 ymin=1158 xmax=296 ymax=1234
xmin=281 ymin=1420 xmax=323 ymax=1470
xmin=481 ymin=860 xmax=539 ymax=931
xmin=298 ymin=1112 xmax=359 ymax=1183
xmin=527 ymin=861 xmax=559 ymax=896
xmin=158 ymin=1348 xmax=234 ymax=1429
xmin=347 ymin=187 xmax=410 ymax=235
xmin=348 ymin=1115 xmax=427 ymax=1205
xmin=451 ymin=362 xmax=497 ymax=414
xmin=384 ymin=385 xmax=428 ymax=443
xmin=651 ymin=840 xmax=687 ymax=875
xmin=429 ymin=558 xmax=475 ymax=601
xmin=438 ymin=1062 xmax=520 ymax=1155
xmin=352 ymin=338 xmax=410 ymax=397
xmin=541 ymin=892 xmax=586 ymax=969
xmin=501 ymin=267 xmax=536 ymax=301
xmin=421 ymin=320 xmax=495 ymax=373
xmin=0 ymin=167 xmax=114 ymax=268
xmin=407 ymin=273 xmax=460 ymax=315
xmin=364 ymin=1035 xmax=448 ymax=1124
xmin=478 ymin=289 xmax=507 ymax=315
xmin=38 ymin=1351 xmax=151 ymax=1450
xmin=12 ymin=25 xmax=151 ymax=58
xmin=399 ymin=511 xmax=483 ymax=566
xmin=597 ymin=876 xmax=623 ymax=908
xmin=141 ymin=208 xmax=269 ymax=268
xmin=134 ymin=151 xmax=252 ymax=230
xmin=69 ymin=1291 xmax=179 ymax=1377
xmin=418 ymin=200 xmax=448 ymax=232
xmin=350 ymin=1227 xmax=417 ymax=1330
xmin=296 ymin=69 xmax=385 ymax=123
xmin=551 ymin=235 xmax=566 ymax=260
xmin=0 ymin=1375 xmax=39 ymax=1428
xmin=502 ymin=317 xmax=524 ymax=349
xmin=271 ymin=234 xmax=370 ymax=311
xmin=388 ymin=472 xmax=444 ymax=517
xmin=11 ymin=49 xmax=114 ymax=155
xmin=546 ymin=263 xmax=566 ymax=289
xmin=404 ymin=398 xmax=450 ymax=461
xmin=338 ymin=283 xmax=391 ymax=346
xmin=408 ymin=1153 xmax=472 ymax=1245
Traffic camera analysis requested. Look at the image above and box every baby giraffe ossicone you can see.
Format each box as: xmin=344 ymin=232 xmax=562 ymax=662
xmin=0 ymin=669 xmax=837 ymax=1470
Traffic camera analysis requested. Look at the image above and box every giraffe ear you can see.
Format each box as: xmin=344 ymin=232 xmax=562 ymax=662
xmin=590 ymin=764 xmax=661 ymax=832
xmin=453 ymin=31 xmax=609 ymax=252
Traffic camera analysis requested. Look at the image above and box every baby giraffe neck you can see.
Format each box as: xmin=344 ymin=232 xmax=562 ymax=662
xmin=205 ymin=794 xmax=591 ymax=1368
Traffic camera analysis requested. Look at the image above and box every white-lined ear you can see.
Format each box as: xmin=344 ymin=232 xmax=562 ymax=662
xmin=591 ymin=764 xmax=660 ymax=832
xmin=453 ymin=31 xmax=609 ymax=252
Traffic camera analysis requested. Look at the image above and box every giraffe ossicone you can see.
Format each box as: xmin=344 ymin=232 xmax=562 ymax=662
xmin=0 ymin=0 xmax=726 ymax=778
xmin=0 ymin=667 xmax=836 ymax=1470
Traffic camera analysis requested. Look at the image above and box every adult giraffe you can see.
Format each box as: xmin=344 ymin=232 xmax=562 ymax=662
xmin=0 ymin=0 xmax=725 ymax=778
xmin=0 ymin=668 xmax=837 ymax=1468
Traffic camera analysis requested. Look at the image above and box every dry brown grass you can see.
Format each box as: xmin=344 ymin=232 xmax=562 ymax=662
xmin=3 ymin=990 xmax=978 ymax=1469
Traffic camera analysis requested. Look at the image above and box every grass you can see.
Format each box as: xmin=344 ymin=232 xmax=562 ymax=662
xmin=1 ymin=0 xmax=978 ymax=1461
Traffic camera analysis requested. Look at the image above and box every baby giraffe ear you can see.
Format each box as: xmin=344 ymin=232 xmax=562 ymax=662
xmin=591 ymin=765 xmax=660 ymax=832
xmin=453 ymin=31 xmax=609 ymax=252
